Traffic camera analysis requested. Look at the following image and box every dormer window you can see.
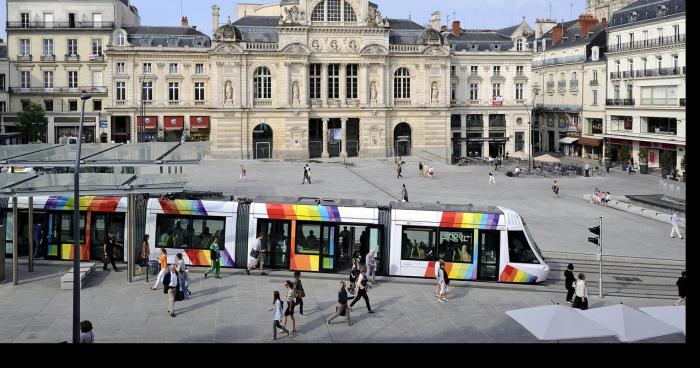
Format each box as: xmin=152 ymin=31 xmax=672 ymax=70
xmin=116 ymin=31 xmax=126 ymax=46
xmin=167 ymin=38 xmax=178 ymax=47
xmin=141 ymin=37 xmax=152 ymax=47
xmin=471 ymin=43 xmax=478 ymax=50
xmin=311 ymin=0 xmax=357 ymax=22
xmin=516 ymin=39 xmax=523 ymax=51
xmin=630 ymin=11 xmax=638 ymax=22
xmin=657 ymin=4 xmax=667 ymax=16
xmin=194 ymin=37 xmax=205 ymax=47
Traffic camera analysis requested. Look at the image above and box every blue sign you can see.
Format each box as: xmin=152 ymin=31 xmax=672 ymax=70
xmin=99 ymin=120 xmax=108 ymax=128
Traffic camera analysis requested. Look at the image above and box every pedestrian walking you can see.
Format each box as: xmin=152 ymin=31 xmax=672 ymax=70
xmin=282 ymin=280 xmax=297 ymax=335
xmin=433 ymin=258 xmax=443 ymax=296
xmin=163 ymin=265 xmax=180 ymax=317
xmin=419 ymin=161 xmax=424 ymax=177
xmin=175 ymin=253 xmax=190 ymax=299
xmin=365 ymin=249 xmax=377 ymax=285
xmin=564 ymin=263 xmax=576 ymax=304
xmin=670 ymin=210 xmax=683 ymax=239
xmin=102 ymin=232 xmax=123 ymax=272
xmin=584 ymin=163 xmax=591 ymax=177
xmin=488 ymin=170 xmax=496 ymax=184
xmin=400 ymin=184 xmax=409 ymax=202
xmin=428 ymin=166 xmax=435 ymax=178
xmin=572 ymin=273 xmax=588 ymax=310
xmin=396 ymin=162 xmax=403 ymax=178
xmin=293 ymin=271 xmax=306 ymax=317
xmin=152 ymin=248 xmax=168 ymax=290
xmin=552 ymin=180 xmax=560 ymax=197
xmin=33 ymin=223 xmax=43 ymax=259
xmin=247 ymin=232 xmax=268 ymax=275
xmin=349 ymin=266 xmax=375 ymax=313
xmin=348 ymin=251 xmax=361 ymax=294
xmin=327 ymin=281 xmax=353 ymax=326
xmin=437 ymin=261 xmax=449 ymax=302
xmin=204 ymin=237 xmax=221 ymax=279
xmin=138 ymin=234 xmax=150 ymax=273
xmin=674 ymin=271 xmax=686 ymax=306
xmin=79 ymin=320 xmax=94 ymax=343
xmin=240 ymin=165 xmax=248 ymax=182
xmin=268 ymin=291 xmax=290 ymax=341
xmin=306 ymin=165 xmax=312 ymax=184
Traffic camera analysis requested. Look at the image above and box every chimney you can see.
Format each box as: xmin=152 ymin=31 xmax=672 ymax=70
xmin=601 ymin=17 xmax=607 ymax=30
xmin=579 ymin=14 xmax=598 ymax=37
xmin=212 ymin=5 xmax=220 ymax=33
xmin=551 ymin=23 xmax=564 ymax=46
xmin=181 ymin=16 xmax=189 ymax=27
xmin=452 ymin=21 xmax=461 ymax=36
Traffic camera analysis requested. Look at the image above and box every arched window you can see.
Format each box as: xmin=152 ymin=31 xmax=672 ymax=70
xmin=311 ymin=1 xmax=325 ymax=21
xmin=117 ymin=31 xmax=126 ymax=46
xmin=344 ymin=1 xmax=357 ymax=21
xmin=310 ymin=0 xmax=357 ymax=22
xmin=516 ymin=39 xmax=523 ymax=51
xmin=394 ymin=67 xmax=411 ymax=99
xmin=254 ymin=67 xmax=271 ymax=99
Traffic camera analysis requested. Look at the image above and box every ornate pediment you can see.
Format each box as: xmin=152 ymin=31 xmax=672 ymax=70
xmin=422 ymin=46 xmax=450 ymax=57
xmin=360 ymin=44 xmax=389 ymax=56
xmin=212 ymin=42 xmax=245 ymax=55
xmin=282 ymin=43 xmax=311 ymax=56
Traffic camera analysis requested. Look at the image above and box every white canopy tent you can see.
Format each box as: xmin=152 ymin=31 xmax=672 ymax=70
xmin=534 ymin=154 xmax=561 ymax=164
xmin=506 ymin=305 xmax=616 ymax=342
xmin=582 ymin=304 xmax=683 ymax=342
xmin=639 ymin=306 xmax=686 ymax=335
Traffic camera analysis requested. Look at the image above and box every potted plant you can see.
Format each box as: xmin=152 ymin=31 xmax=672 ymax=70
xmin=620 ymin=145 xmax=631 ymax=169
xmin=604 ymin=144 xmax=614 ymax=172
xmin=660 ymin=150 xmax=673 ymax=179
xmin=638 ymin=147 xmax=649 ymax=174
xmin=681 ymin=154 xmax=686 ymax=182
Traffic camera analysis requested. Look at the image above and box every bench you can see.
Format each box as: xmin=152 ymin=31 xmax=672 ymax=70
xmin=60 ymin=262 xmax=97 ymax=290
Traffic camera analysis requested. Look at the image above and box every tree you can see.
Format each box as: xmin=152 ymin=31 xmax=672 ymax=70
xmin=638 ymin=147 xmax=649 ymax=165
xmin=17 ymin=101 xmax=48 ymax=143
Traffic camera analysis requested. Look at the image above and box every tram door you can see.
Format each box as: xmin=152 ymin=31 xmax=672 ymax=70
xmin=319 ymin=224 xmax=336 ymax=272
xmin=477 ymin=230 xmax=500 ymax=281
xmin=258 ymin=219 xmax=291 ymax=269
xmin=90 ymin=212 xmax=126 ymax=262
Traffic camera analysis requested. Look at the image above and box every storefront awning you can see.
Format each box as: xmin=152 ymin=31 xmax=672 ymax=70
xmin=189 ymin=116 xmax=210 ymax=130
xmin=137 ymin=116 xmax=158 ymax=130
xmin=578 ymin=137 xmax=603 ymax=146
xmin=164 ymin=116 xmax=184 ymax=131
xmin=559 ymin=137 xmax=579 ymax=145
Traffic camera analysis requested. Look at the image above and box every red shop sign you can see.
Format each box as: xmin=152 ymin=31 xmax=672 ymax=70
xmin=163 ymin=116 xmax=184 ymax=131
xmin=137 ymin=116 xmax=158 ymax=129
xmin=189 ymin=116 xmax=210 ymax=130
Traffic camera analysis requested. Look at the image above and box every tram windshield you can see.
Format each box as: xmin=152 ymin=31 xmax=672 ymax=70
xmin=522 ymin=221 xmax=544 ymax=261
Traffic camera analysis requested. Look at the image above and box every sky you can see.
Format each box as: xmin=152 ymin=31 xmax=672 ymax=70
xmin=0 ymin=0 xmax=587 ymax=40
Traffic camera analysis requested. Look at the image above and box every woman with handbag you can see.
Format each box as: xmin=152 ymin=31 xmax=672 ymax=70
xmin=293 ymin=271 xmax=306 ymax=317
xmin=138 ymin=234 xmax=150 ymax=273
xmin=282 ymin=280 xmax=297 ymax=336
xmin=267 ymin=291 xmax=290 ymax=341
xmin=176 ymin=253 xmax=190 ymax=299
xmin=572 ymin=273 xmax=589 ymax=310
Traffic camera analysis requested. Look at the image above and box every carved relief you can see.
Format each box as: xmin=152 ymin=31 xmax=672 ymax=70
xmin=330 ymin=40 xmax=339 ymax=52
xmin=370 ymin=81 xmax=378 ymax=103
xmin=292 ymin=81 xmax=300 ymax=103
xmin=311 ymin=39 xmax=320 ymax=52
xmin=282 ymin=43 xmax=310 ymax=56
xmin=349 ymin=40 xmax=358 ymax=52
xmin=212 ymin=43 xmax=244 ymax=55
xmin=360 ymin=44 xmax=389 ymax=56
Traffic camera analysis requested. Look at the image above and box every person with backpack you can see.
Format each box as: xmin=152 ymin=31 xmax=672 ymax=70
xmin=349 ymin=266 xmax=375 ymax=314
xmin=281 ymin=280 xmax=297 ymax=336
xmin=268 ymin=290 xmax=290 ymax=341
xmin=348 ymin=251 xmax=361 ymax=294
xmin=327 ymin=281 xmax=353 ymax=326
xmin=293 ymin=271 xmax=307 ymax=317
xmin=151 ymin=248 xmax=168 ymax=290
xmin=204 ymin=237 xmax=221 ymax=279
xmin=175 ymin=253 xmax=190 ymax=299
xmin=437 ymin=261 xmax=449 ymax=302
xmin=564 ymin=263 xmax=576 ymax=304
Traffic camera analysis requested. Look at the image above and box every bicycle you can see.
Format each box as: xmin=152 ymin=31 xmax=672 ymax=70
xmin=592 ymin=167 xmax=606 ymax=177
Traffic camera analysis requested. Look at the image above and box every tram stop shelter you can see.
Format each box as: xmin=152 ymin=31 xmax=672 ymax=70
xmin=0 ymin=142 xmax=210 ymax=285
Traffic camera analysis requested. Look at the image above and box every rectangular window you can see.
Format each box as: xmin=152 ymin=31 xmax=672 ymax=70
xmin=643 ymin=30 xmax=649 ymax=46
xmin=657 ymin=28 xmax=664 ymax=42
xmin=44 ymin=99 xmax=53 ymax=112
xmin=451 ymin=84 xmax=456 ymax=101
xmin=116 ymin=62 xmax=125 ymax=74
xmin=67 ymin=39 xmax=78 ymax=56
xmin=0 ymin=74 xmax=4 ymax=91
xmin=593 ymin=70 xmax=598 ymax=82
xmin=673 ymin=55 xmax=679 ymax=72
xmin=68 ymin=99 xmax=78 ymax=111
xmin=627 ymin=84 xmax=633 ymax=99
xmin=437 ymin=229 xmax=474 ymax=263
xmin=168 ymin=82 xmax=179 ymax=101
xmin=21 ymin=71 xmax=31 ymax=88
xmin=470 ymin=66 xmax=478 ymax=75
xmin=21 ymin=99 xmax=30 ymax=110
xmin=614 ymin=86 xmax=620 ymax=100
xmin=657 ymin=56 xmax=663 ymax=71
xmin=43 ymin=13 xmax=53 ymax=25
xmin=673 ymin=25 xmax=680 ymax=41
xmin=327 ymin=0 xmax=341 ymax=22
xmin=515 ymin=132 xmax=525 ymax=152
xmin=194 ymin=82 xmax=205 ymax=101
xmin=309 ymin=64 xmax=321 ymax=99
xmin=492 ymin=83 xmax=501 ymax=97
xmin=328 ymin=64 xmax=340 ymax=99
xmin=346 ymin=64 xmax=358 ymax=99
xmin=60 ymin=214 xmax=86 ymax=244
xmin=628 ymin=33 xmax=634 ymax=44
xmin=92 ymin=71 xmax=102 ymax=87
xmin=641 ymin=85 xmax=679 ymax=105
xmin=142 ymin=81 xmax=153 ymax=101
xmin=143 ymin=63 xmax=152 ymax=74
xmin=43 ymin=71 xmax=54 ymax=88
xmin=611 ymin=116 xmax=633 ymax=131
xmin=91 ymin=39 xmax=102 ymax=56
xmin=195 ymin=63 xmax=204 ymax=74
xmin=155 ymin=216 xmax=191 ymax=248
xmin=515 ymin=83 xmax=524 ymax=100
xmin=628 ymin=59 xmax=634 ymax=73
xmin=516 ymin=65 xmax=524 ymax=76
xmin=401 ymin=227 xmax=436 ymax=261
xmin=92 ymin=13 xmax=102 ymax=24
xmin=68 ymin=71 xmax=78 ymax=88
xmin=296 ymin=223 xmax=322 ymax=255
xmin=190 ymin=218 xmax=225 ymax=249
xmin=116 ymin=81 xmax=126 ymax=101
xmin=469 ymin=83 xmax=478 ymax=100
xmin=593 ymin=90 xmax=598 ymax=105
xmin=169 ymin=63 xmax=178 ymax=74
xmin=20 ymin=39 xmax=30 ymax=56
xmin=508 ymin=231 xmax=539 ymax=264
xmin=616 ymin=35 xmax=621 ymax=48
xmin=493 ymin=66 xmax=501 ymax=76
xmin=21 ymin=13 xmax=29 ymax=28
xmin=93 ymin=99 xmax=102 ymax=111
xmin=43 ymin=39 xmax=53 ymax=56
xmin=646 ymin=117 xmax=677 ymax=135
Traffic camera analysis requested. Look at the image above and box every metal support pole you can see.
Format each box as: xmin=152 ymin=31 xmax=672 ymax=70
xmin=28 ymin=197 xmax=33 ymax=272
xmin=0 ymin=224 xmax=6 ymax=283
xmin=598 ymin=216 xmax=603 ymax=299
xmin=12 ymin=197 xmax=18 ymax=285
xmin=127 ymin=194 xmax=135 ymax=283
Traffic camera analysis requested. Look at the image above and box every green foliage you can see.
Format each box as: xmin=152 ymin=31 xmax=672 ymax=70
xmin=620 ymin=145 xmax=631 ymax=162
xmin=637 ymin=147 xmax=649 ymax=165
xmin=16 ymin=101 xmax=48 ymax=143
xmin=604 ymin=143 xmax=614 ymax=159
xmin=660 ymin=150 xmax=673 ymax=169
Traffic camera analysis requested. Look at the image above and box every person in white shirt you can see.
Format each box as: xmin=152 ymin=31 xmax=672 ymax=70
xmin=572 ymin=273 xmax=588 ymax=310
xmin=365 ymin=250 xmax=377 ymax=285
xmin=670 ymin=210 xmax=683 ymax=239
xmin=433 ymin=258 xmax=443 ymax=296
xmin=247 ymin=233 xmax=268 ymax=275
xmin=489 ymin=170 xmax=496 ymax=184
xmin=163 ymin=265 xmax=179 ymax=317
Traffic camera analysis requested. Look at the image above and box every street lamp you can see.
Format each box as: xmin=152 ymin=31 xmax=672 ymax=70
xmin=530 ymin=87 xmax=540 ymax=173
xmin=73 ymin=91 xmax=91 ymax=344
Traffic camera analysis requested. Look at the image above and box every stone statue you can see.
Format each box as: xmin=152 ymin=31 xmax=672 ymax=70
xmin=292 ymin=81 xmax=300 ymax=102
xmin=330 ymin=40 xmax=339 ymax=52
xmin=370 ymin=81 xmax=378 ymax=102
xmin=431 ymin=81 xmax=439 ymax=101
xmin=225 ymin=81 xmax=233 ymax=102
xmin=366 ymin=7 xmax=389 ymax=27
xmin=349 ymin=40 xmax=357 ymax=52
xmin=282 ymin=6 xmax=304 ymax=24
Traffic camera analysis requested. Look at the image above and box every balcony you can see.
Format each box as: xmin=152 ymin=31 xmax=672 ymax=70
xmin=9 ymin=86 xmax=108 ymax=94
xmin=394 ymin=99 xmax=412 ymax=106
xmin=635 ymin=67 xmax=686 ymax=78
xmin=64 ymin=54 xmax=80 ymax=62
xmin=606 ymin=98 xmax=635 ymax=106
xmin=88 ymin=55 xmax=105 ymax=62
xmin=168 ymin=101 xmax=180 ymax=105
xmin=346 ymin=99 xmax=359 ymax=107
xmin=16 ymin=55 xmax=32 ymax=62
xmin=246 ymin=42 xmax=278 ymax=51
xmin=589 ymin=80 xmax=599 ymax=86
xmin=194 ymin=101 xmax=206 ymax=106
xmin=115 ymin=101 xmax=126 ymax=106
xmin=143 ymin=100 xmax=153 ymax=105
xmin=535 ymin=104 xmax=583 ymax=113
xmin=569 ymin=80 xmax=579 ymax=90
xmin=310 ymin=99 xmax=322 ymax=107
xmin=389 ymin=44 xmax=420 ymax=53
xmin=532 ymin=54 xmax=586 ymax=67
xmin=6 ymin=21 xmax=115 ymax=29
xmin=640 ymin=98 xmax=682 ymax=106
xmin=40 ymin=54 xmax=55 ymax=62
xmin=610 ymin=71 xmax=622 ymax=80
xmin=253 ymin=99 xmax=272 ymax=106
xmin=608 ymin=34 xmax=686 ymax=52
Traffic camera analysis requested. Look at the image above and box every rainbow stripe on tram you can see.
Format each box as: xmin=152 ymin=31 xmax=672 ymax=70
xmin=266 ymin=204 xmax=341 ymax=222
xmin=500 ymin=265 xmax=538 ymax=283
xmin=159 ymin=199 xmax=208 ymax=216
xmin=439 ymin=212 xmax=500 ymax=229
xmin=44 ymin=196 xmax=121 ymax=212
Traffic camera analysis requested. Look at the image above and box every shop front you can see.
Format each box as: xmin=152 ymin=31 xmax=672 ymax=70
xmin=137 ymin=116 xmax=159 ymax=142
xmin=639 ymin=141 xmax=678 ymax=169
xmin=54 ymin=116 xmax=97 ymax=143
xmin=189 ymin=116 xmax=210 ymax=141
xmin=163 ymin=116 xmax=184 ymax=142
xmin=579 ymin=136 xmax=603 ymax=160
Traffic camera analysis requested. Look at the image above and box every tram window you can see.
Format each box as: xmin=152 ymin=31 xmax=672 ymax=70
xmin=296 ymin=223 xmax=321 ymax=255
xmin=438 ymin=229 xmax=473 ymax=263
xmin=401 ymin=227 xmax=436 ymax=261
xmin=156 ymin=216 xmax=190 ymax=248
xmin=508 ymin=230 xmax=540 ymax=264
xmin=523 ymin=222 xmax=544 ymax=260
xmin=191 ymin=218 xmax=225 ymax=249
xmin=60 ymin=214 xmax=86 ymax=243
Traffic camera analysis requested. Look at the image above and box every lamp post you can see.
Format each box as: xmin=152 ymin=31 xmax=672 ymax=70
xmin=530 ymin=87 xmax=540 ymax=173
xmin=73 ymin=91 xmax=91 ymax=344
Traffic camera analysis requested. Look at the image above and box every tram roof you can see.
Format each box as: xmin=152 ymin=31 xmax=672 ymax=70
xmin=0 ymin=173 xmax=187 ymax=197
xmin=0 ymin=142 xmax=210 ymax=167
xmin=252 ymin=196 xmax=379 ymax=208
xmin=390 ymin=201 xmax=504 ymax=214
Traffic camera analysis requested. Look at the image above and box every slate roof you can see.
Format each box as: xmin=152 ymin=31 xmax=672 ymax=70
xmin=446 ymin=30 xmax=514 ymax=52
xmin=233 ymin=16 xmax=281 ymax=27
xmin=536 ymin=19 xmax=604 ymax=51
xmin=123 ymin=26 xmax=211 ymax=48
xmin=609 ymin=0 xmax=685 ymax=29
xmin=388 ymin=19 xmax=425 ymax=30
xmin=495 ymin=24 xmax=521 ymax=37
xmin=124 ymin=26 xmax=207 ymax=37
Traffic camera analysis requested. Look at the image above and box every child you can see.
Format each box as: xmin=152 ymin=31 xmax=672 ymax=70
xmin=268 ymin=291 xmax=290 ymax=341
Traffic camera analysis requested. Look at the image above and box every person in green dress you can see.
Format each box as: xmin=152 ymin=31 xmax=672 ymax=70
xmin=204 ymin=237 xmax=221 ymax=279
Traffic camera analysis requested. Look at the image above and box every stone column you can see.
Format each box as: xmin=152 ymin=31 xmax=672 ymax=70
xmin=302 ymin=62 xmax=309 ymax=106
xmin=341 ymin=117 xmax=348 ymax=158
xmin=340 ymin=63 xmax=347 ymax=105
xmin=379 ymin=63 xmax=386 ymax=107
xmin=360 ymin=63 xmax=368 ymax=105
xmin=322 ymin=118 xmax=329 ymax=158
xmin=321 ymin=63 xmax=328 ymax=107
xmin=483 ymin=113 xmax=490 ymax=158
xmin=460 ymin=114 xmax=467 ymax=157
